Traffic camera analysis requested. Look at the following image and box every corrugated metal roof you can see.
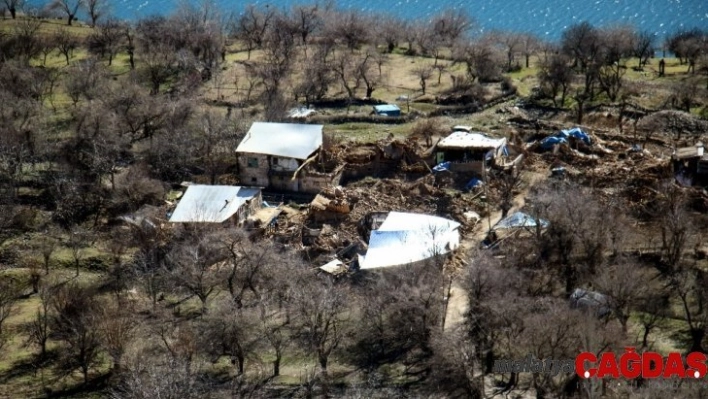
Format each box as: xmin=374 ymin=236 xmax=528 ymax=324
xmin=358 ymin=212 xmax=460 ymax=269
xmin=169 ymin=185 xmax=260 ymax=223
xmin=373 ymin=104 xmax=400 ymax=112
xmin=236 ymin=122 xmax=323 ymax=160
xmin=437 ymin=131 xmax=506 ymax=149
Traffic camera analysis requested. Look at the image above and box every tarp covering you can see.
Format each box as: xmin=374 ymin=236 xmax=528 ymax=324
xmin=493 ymin=211 xmax=549 ymax=230
xmin=540 ymin=127 xmax=591 ymax=150
xmin=539 ymin=136 xmax=567 ymax=150
xmin=432 ymin=161 xmax=451 ymax=172
xmin=559 ymin=127 xmax=592 ymax=145
xmin=358 ymin=212 xmax=460 ymax=269
xmin=465 ymin=178 xmax=483 ymax=190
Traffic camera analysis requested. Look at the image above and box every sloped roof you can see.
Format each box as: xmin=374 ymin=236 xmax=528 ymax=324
xmin=373 ymin=104 xmax=400 ymax=112
xmin=437 ymin=131 xmax=506 ymax=150
xmin=358 ymin=212 xmax=460 ymax=269
xmin=169 ymin=185 xmax=260 ymax=223
xmin=236 ymin=122 xmax=323 ymax=160
xmin=493 ymin=211 xmax=549 ymax=230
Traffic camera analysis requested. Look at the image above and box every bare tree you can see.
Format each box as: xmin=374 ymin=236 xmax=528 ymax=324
xmin=355 ymin=46 xmax=384 ymax=98
xmin=593 ymin=260 xmax=652 ymax=333
xmin=520 ymin=33 xmax=540 ymax=68
xmin=201 ymin=299 xmax=257 ymax=375
xmin=87 ymin=19 xmax=124 ymax=65
xmin=327 ymin=10 xmax=369 ymax=50
xmin=51 ymin=283 xmax=103 ymax=385
xmin=430 ymin=8 xmax=474 ymax=47
xmin=412 ymin=64 xmax=433 ymax=95
xmin=291 ymin=276 xmax=349 ymax=373
xmin=2 ymin=0 xmax=24 ymax=19
xmin=0 ymin=277 xmax=20 ymax=353
xmin=98 ymin=301 xmax=136 ymax=373
xmin=85 ymin=0 xmax=107 ymax=27
xmin=25 ymin=284 xmax=52 ymax=359
xmin=166 ymin=230 xmax=225 ymax=314
xmin=290 ymin=4 xmax=322 ymax=47
xmin=67 ymin=227 xmax=89 ymax=276
xmin=633 ymin=30 xmax=655 ymax=69
xmin=111 ymin=353 xmax=207 ymax=398
xmin=232 ymin=4 xmax=275 ymax=59
xmin=54 ymin=28 xmax=79 ymax=65
xmin=49 ymin=0 xmax=83 ymax=26
xmin=538 ymin=50 xmax=573 ymax=107
xmin=658 ymin=184 xmax=692 ymax=272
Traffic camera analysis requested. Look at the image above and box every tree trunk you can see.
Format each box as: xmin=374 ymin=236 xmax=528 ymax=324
xmin=67 ymin=14 xmax=74 ymax=26
xmin=10 ymin=7 xmax=17 ymax=19
xmin=273 ymin=354 xmax=281 ymax=377
xmin=318 ymin=354 xmax=328 ymax=371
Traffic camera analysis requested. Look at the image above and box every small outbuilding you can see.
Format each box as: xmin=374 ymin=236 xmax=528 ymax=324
xmin=434 ymin=131 xmax=507 ymax=174
xmin=168 ymin=185 xmax=262 ymax=225
xmin=373 ymin=104 xmax=401 ymax=117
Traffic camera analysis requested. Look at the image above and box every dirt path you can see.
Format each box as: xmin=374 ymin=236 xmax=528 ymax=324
xmin=443 ymin=171 xmax=546 ymax=331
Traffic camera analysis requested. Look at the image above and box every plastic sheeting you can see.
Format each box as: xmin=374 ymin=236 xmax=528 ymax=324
xmin=432 ymin=161 xmax=451 ymax=172
xmin=493 ymin=211 xmax=549 ymax=230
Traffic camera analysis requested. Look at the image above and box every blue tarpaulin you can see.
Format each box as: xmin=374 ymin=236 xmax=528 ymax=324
xmin=539 ymin=136 xmax=567 ymax=150
xmin=465 ymin=178 xmax=483 ymax=190
xmin=560 ymin=127 xmax=591 ymax=145
xmin=432 ymin=161 xmax=451 ymax=172
xmin=540 ymin=127 xmax=591 ymax=150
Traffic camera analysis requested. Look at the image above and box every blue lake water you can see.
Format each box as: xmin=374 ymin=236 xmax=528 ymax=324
xmin=34 ymin=0 xmax=708 ymax=40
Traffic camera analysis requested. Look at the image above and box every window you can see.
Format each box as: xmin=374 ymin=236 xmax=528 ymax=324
xmin=247 ymin=158 xmax=258 ymax=168
xmin=272 ymin=157 xmax=279 ymax=165
xmin=251 ymin=177 xmax=257 ymax=183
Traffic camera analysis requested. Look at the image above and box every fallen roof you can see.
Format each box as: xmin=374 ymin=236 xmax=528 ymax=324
xmin=437 ymin=131 xmax=506 ymax=150
xmin=493 ymin=211 xmax=549 ymax=230
xmin=236 ymin=122 xmax=323 ymax=160
xmin=358 ymin=212 xmax=461 ymax=270
xmin=169 ymin=185 xmax=260 ymax=223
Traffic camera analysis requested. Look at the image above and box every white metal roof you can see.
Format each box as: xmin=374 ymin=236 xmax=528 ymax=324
xmin=437 ymin=131 xmax=506 ymax=150
xmin=169 ymin=185 xmax=260 ymax=223
xmin=358 ymin=212 xmax=460 ymax=270
xmin=236 ymin=122 xmax=323 ymax=160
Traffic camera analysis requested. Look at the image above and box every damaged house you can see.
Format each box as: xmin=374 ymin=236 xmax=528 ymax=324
xmin=168 ymin=185 xmax=262 ymax=225
xmin=672 ymin=142 xmax=708 ymax=186
xmin=434 ymin=131 xmax=508 ymax=174
xmin=236 ymin=122 xmax=342 ymax=194
xmin=357 ymin=212 xmax=460 ymax=270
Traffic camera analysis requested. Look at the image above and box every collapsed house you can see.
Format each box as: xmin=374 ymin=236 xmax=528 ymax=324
xmin=672 ymin=142 xmax=708 ymax=186
xmin=434 ymin=131 xmax=508 ymax=174
xmin=357 ymin=211 xmax=460 ymax=270
xmin=236 ymin=122 xmax=342 ymax=194
xmin=482 ymin=211 xmax=549 ymax=249
xmin=168 ymin=185 xmax=262 ymax=225
xmin=309 ymin=186 xmax=355 ymax=223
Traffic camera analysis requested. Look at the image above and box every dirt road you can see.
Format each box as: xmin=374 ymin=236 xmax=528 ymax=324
xmin=443 ymin=171 xmax=545 ymax=331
